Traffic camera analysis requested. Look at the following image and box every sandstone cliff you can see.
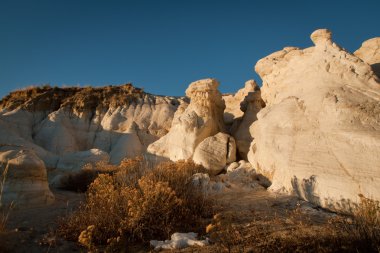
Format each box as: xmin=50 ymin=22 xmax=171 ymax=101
xmin=0 ymin=84 xmax=187 ymax=205
xmin=248 ymin=29 xmax=380 ymax=210
xmin=354 ymin=37 xmax=380 ymax=77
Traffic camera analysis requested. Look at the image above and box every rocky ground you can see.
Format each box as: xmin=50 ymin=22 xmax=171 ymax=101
xmin=0 ymin=186 xmax=336 ymax=253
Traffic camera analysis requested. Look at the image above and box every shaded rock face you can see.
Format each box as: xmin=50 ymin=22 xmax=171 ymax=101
xmin=193 ymin=132 xmax=236 ymax=175
xmin=354 ymin=37 xmax=380 ymax=77
xmin=0 ymin=84 xmax=186 ymax=205
xmin=148 ymin=79 xmax=226 ymax=161
xmin=230 ymin=86 xmax=265 ymax=160
xmin=223 ymin=80 xmax=258 ymax=125
xmin=248 ymin=29 xmax=380 ymax=210
xmin=0 ymin=148 xmax=54 ymax=206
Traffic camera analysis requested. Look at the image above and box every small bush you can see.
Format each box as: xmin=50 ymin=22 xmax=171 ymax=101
xmin=58 ymin=158 xmax=214 ymax=250
xmin=344 ymin=194 xmax=380 ymax=252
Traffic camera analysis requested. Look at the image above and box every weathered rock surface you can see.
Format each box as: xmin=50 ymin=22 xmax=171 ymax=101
xmin=0 ymin=148 xmax=54 ymax=206
xmin=148 ymin=79 xmax=225 ymax=161
xmin=248 ymin=29 xmax=380 ymax=210
xmin=223 ymin=80 xmax=258 ymax=125
xmin=0 ymin=84 xmax=186 ymax=204
xmin=56 ymin=149 xmax=110 ymax=172
xmin=231 ymin=85 xmax=265 ymax=160
xmin=354 ymin=37 xmax=380 ymax=76
xmin=193 ymin=132 xmax=236 ymax=175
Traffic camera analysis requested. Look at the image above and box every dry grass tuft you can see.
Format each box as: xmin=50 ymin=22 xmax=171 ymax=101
xmin=345 ymin=194 xmax=380 ymax=252
xmin=57 ymin=158 xmax=214 ymax=251
xmin=208 ymin=198 xmax=380 ymax=253
xmin=0 ymin=163 xmax=11 ymax=233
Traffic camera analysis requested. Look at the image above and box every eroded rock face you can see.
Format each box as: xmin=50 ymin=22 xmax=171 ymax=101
xmin=193 ymin=132 xmax=236 ymax=175
xmin=354 ymin=37 xmax=380 ymax=77
xmin=231 ymin=87 xmax=265 ymax=160
xmin=0 ymin=85 xmax=185 ymax=165
xmin=0 ymin=148 xmax=54 ymax=206
xmin=147 ymin=79 xmax=225 ymax=161
xmin=223 ymin=80 xmax=258 ymax=125
xmin=249 ymin=29 xmax=380 ymax=210
xmin=0 ymin=84 xmax=186 ymax=205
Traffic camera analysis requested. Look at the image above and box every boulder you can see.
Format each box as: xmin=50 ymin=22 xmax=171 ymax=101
xmin=0 ymin=148 xmax=54 ymax=206
xmin=193 ymin=132 xmax=236 ymax=175
xmin=354 ymin=37 xmax=380 ymax=76
xmin=148 ymin=79 xmax=225 ymax=161
xmin=249 ymin=29 xmax=380 ymax=210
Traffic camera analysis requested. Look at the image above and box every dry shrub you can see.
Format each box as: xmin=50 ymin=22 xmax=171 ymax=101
xmin=344 ymin=194 xmax=380 ymax=252
xmin=58 ymin=161 xmax=119 ymax=192
xmin=58 ymin=157 xmax=214 ymax=250
xmin=207 ymin=212 xmax=246 ymax=253
xmin=208 ymin=213 xmax=348 ymax=253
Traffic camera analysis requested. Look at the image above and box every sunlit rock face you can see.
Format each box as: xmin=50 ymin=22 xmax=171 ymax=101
xmin=354 ymin=37 xmax=380 ymax=77
xmin=0 ymin=84 xmax=186 ymax=205
xmin=148 ymin=78 xmax=226 ymax=161
xmin=248 ymin=29 xmax=380 ymax=210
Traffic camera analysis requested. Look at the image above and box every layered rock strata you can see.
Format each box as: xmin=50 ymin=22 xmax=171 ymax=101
xmin=248 ymin=29 xmax=380 ymax=210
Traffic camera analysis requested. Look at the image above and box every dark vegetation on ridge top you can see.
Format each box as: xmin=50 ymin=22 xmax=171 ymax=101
xmin=0 ymin=84 xmax=146 ymax=112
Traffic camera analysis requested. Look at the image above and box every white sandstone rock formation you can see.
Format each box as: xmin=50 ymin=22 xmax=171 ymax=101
xmin=148 ymin=79 xmax=226 ymax=161
xmin=0 ymin=85 xmax=185 ymax=166
xmin=354 ymin=37 xmax=380 ymax=76
xmin=0 ymin=148 xmax=54 ymax=206
xmin=0 ymin=84 xmax=185 ymax=204
xmin=230 ymin=85 xmax=264 ymax=160
xmin=223 ymin=80 xmax=258 ymax=125
xmin=248 ymin=29 xmax=380 ymax=210
xmin=192 ymin=132 xmax=236 ymax=175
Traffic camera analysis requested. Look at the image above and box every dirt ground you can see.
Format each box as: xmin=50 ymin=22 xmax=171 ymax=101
xmin=0 ymin=190 xmax=84 ymax=253
xmin=0 ymin=186 xmax=337 ymax=253
xmin=176 ymin=188 xmax=337 ymax=252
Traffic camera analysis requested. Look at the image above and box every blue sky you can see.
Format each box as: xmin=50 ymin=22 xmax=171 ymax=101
xmin=0 ymin=0 xmax=379 ymax=98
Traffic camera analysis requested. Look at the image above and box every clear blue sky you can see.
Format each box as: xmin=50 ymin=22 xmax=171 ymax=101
xmin=0 ymin=0 xmax=379 ymax=98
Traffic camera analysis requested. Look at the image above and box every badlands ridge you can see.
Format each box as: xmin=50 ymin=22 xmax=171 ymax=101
xmin=0 ymin=29 xmax=379 ymax=211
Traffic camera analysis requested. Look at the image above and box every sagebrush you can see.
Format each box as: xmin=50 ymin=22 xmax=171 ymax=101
xmin=58 ymin=157 xmax=214 ymax=250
